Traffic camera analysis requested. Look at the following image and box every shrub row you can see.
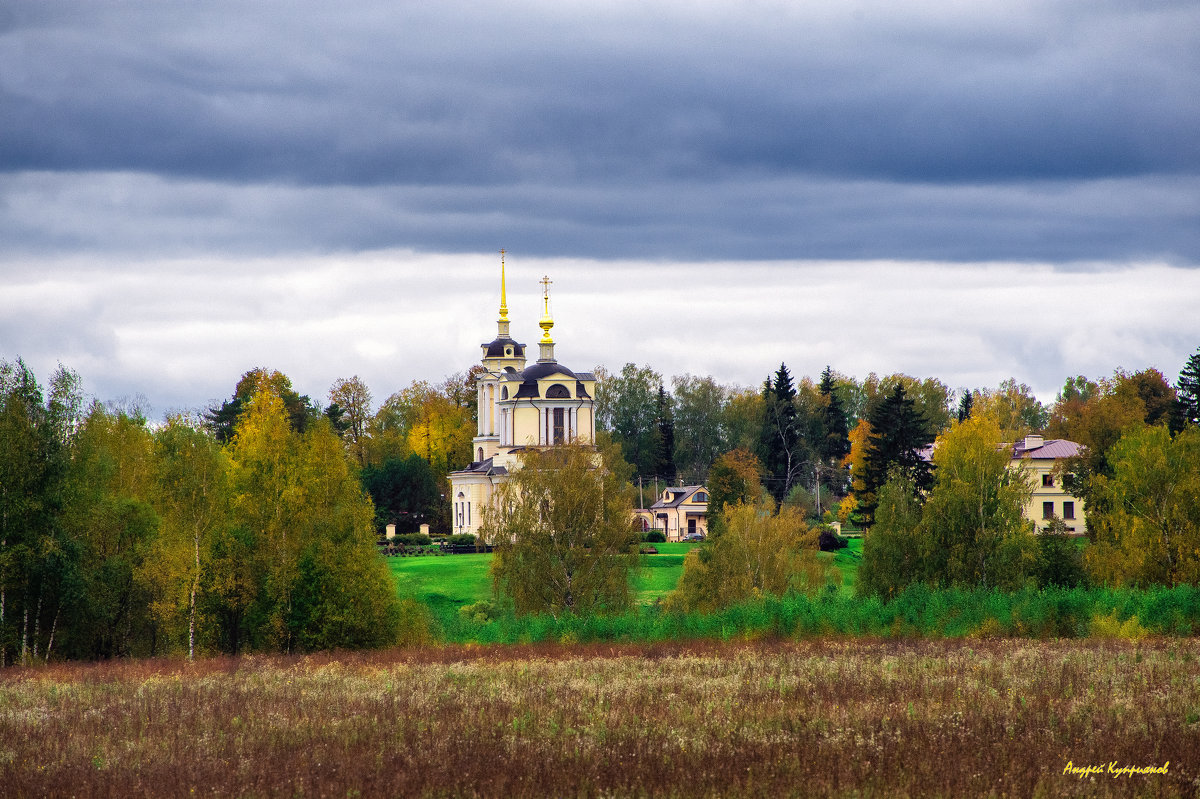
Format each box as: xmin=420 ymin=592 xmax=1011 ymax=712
xmin=424 ymin=584 xmax=1200 ymax=645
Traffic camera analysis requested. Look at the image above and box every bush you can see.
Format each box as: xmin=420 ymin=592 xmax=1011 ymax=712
xmin=818 ymin=529 xmax=848 ymax=552
xmin=644 ymin=529 xmax=666 ymax=543
xmin=447 ymin=533 xmax=476 ymax=547
xmin=394 ymin=532 xmax=432 ymax=546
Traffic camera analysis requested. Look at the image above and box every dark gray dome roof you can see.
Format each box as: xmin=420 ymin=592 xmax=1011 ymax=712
xmin=482 ymin=337 xmax=525 ymax=358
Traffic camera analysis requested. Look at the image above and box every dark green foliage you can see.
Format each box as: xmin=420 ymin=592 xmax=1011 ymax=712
xmin=393 ymin=533 xmax=433 ymax=546
xmin=759 ymin=363 xmax=802 ymax=503
xmin=653 ymin=384 xmax=676 ymax=484
xmin=644 ymin=529 xmax=667 ymax=544
xmin=288 ymin=543 xmax=401 ymax=651
xmin=0 ymin=360 xmax=82 ymax=666
xmin=361 ymin=454 xmax=442 ymax=534
xmin=858 ymin=384 xmax=934 ymax=525
xmin=856 ymin=470 xmax=926 ymax=598
xmin=817 ymin=366 xmax=850 ymax=463
xmin=956 ymin=390 xmax=973 ymax=422
xmin=1034 ymin=520 xmax=1088 ymax=588
xmin=446 ymin=533 xmax=476 ymax=547
xmin=1174 ymin=346 xmax=1200 ymax=433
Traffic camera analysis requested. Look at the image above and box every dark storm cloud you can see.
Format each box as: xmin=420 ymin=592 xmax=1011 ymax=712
xmin=1 ymin=0 xmax=1198 ymax=261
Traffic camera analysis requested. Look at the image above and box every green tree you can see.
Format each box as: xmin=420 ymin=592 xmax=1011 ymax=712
xmin=61 ymin=404 xmax=160 ymax=659
xmin=483 ymin=442 xmax=638 ymax=618
xmin=361 ymin=454 xmax=442 ymax=534
xmin=705 ymin=448 xmax=765 ymax=536
xmin=918 ymin=414 xmax=1037 ymax=590
xmin=858 ymin=384 xmax=934 ymax=526
xmin=955 ymin=390 xmax=974 ymax=423
xmin=653 ymin=385 xmax=676 ymax=485
xmin=0 ymin=360 xmax=79 ymax=665
xmin=1174 ymin=346 xmax=1200 ymax=432
xmin=670 ymin=375 xmax=729 ymax=484
xmin=1085 ymin=425 xmax=1200 ymax=587
xmin=759 ymin=363 xmax=803 ymax=503
xmin=856 ymin=469 xmax=925 ymax=598
xmin=595 ymin=363 xmax=663 ymax=478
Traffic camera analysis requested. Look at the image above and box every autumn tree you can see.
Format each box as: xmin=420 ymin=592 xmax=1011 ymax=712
xmin=722 ymin=386 xmax=765 ymax=454
xmin=483 ymin=442 xmax=639 ymax=618
xmin=972 ymin=378 xmax=1048 ymax=441
xmin=327 ymin=376 xmax=373 ymax=466
xmin=917 ymin=414 xmax=1037 ymax=590
xmin=224 ymin=374 xmax=399 ymax=652
xmin=371 ymin=378 xmax=474 ymax=476
xmin=670 ymin=500 xmax=823 ymax=613
xmin=1084 ymin=425 xmax=1200 ymax=587
xmin=206 ymin=367 xmax=319 ymax=443
xmin=144 ymin=415 xmax=230 ymax=659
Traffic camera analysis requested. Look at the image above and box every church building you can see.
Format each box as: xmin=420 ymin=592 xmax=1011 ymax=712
xmin=448 ymin=255 xmax=597 ymax=537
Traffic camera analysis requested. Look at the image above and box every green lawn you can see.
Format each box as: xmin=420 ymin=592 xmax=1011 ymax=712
xmin=388 ymin=549 xmax=697 ymax=609
xmin=387 ymin=538 xmax=863 ymax=609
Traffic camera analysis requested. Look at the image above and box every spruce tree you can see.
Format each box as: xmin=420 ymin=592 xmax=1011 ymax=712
xmin=956 ymin=390 xmax=974 ymax=423
xmin=1173 ymin=346 xmax=1200 ymax=433
xmin=653 ymin=384 xmax=677 ymax=484
xmin=759 ymin=363 xmax=800 ymax=503
xmin=818 ymin=366 xmax=850 ymax=463
xmin=858 ymin=383 xmax=934 ymax=526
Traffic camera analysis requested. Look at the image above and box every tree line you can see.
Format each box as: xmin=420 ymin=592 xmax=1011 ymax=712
xmin=0 ymin=362 xmax=445 ymax=664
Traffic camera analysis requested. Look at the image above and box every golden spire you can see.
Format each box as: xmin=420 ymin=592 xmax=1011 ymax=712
xmin=538 ymin=275 xmax=554 ymax=344
xmin=498 ymin=249 xmax=509 ymax=322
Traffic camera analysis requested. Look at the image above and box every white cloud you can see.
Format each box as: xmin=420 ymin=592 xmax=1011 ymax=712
xmin=2 ymin=251 xmax=1196 ymax=416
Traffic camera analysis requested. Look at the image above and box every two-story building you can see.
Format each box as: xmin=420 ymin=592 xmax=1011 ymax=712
xmin=635 ymin=485 xmax=710 ymax=541
xmin=1010 ymin=434 xmax=1087 ymax=534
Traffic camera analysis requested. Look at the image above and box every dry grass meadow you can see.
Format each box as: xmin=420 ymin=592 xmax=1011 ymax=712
xmin=2 ymin=638 xmax=1198 ymax=798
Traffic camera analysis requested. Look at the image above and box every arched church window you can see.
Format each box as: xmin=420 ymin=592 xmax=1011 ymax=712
xmin=501 ymin=386 xmax=509 ymax=400
xmin=477 ymin=447 xmax=484 ymax=461
xmin=546 ymin=383 xmax=571 ymax=399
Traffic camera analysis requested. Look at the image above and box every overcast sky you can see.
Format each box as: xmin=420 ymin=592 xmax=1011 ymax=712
xmin=2 ymin=1 xmax=1198 ymax=416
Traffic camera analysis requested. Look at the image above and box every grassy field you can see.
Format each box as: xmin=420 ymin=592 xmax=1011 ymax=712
xmin=388 ymin=539 xmax=861 ymax=611
xmin=3 ymin=638 xmax=1196 ymax=797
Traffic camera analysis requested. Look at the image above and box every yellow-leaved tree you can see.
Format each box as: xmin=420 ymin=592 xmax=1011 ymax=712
xmin=224 ymin=374 xmax=400 ymax=653
xmin=1085 ymin=425 xmax=1200 ymax=587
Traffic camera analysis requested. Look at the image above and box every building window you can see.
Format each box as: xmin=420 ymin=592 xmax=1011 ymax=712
xmin=1042 ymin=501 xmax=1055 ymax=520
xmin=1042 ymin=474 xmax=1054 ymax=487
xmin=1063 ymin=502 xmax=1075 ymax=520
xmin=500 ymin=386 xmax=509 ymax=400
xmin=547 ymin=384 xmax=571 ymax=399
xmin=477 ymin=447 xmax=484 ymax=461
xmin=693 ymin=491 xmax=708 ymax=502
xmin=553 ymin=407 xmax=565 ymax=444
